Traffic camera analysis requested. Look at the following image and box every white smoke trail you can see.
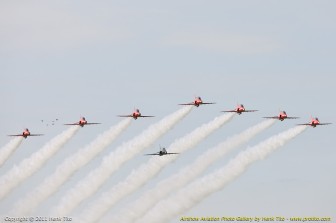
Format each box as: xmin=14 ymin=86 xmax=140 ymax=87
xmin=137 ymin=125 xmax=308 ymax=223
xmin=0 ymin=137 xmax=24 ymax=167
xmin=78 ymin=113 xmax=235 ymax=222
xmin=51 ymin=106 xmax=192 ymax=216
xmin=111 ymin=119 xmax=276 ymax=223
xmin=0 ymin=126 xmax=80 ymax=200
xmin=11 ymin=119 xmax=132 ymax=215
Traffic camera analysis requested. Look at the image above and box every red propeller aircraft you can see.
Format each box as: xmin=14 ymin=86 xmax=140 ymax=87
xmin=64 ymin=117 xmax=101 ymax=127
xmin=222 ymin=104 xmax=258 ymax=115
xmin=263 ymin=111 xmax=299 ymax=121
xmin=297 ymin=117 xmax=332 ymax=128
xmin=145 ymin=146 xmax=179 ymax=156
xmin=179 ymin=96 xmax=215 ymax=107
xmin=8 ymin=128 xmax=43 ymax=138
xmin=118 ymin=109 xmax=155 ymax=120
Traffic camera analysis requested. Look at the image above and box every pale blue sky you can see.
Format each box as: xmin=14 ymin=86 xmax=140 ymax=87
xmin=1 ymin=1 xmax=335 ymax=222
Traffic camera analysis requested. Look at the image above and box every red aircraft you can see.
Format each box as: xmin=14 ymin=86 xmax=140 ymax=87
xmin=118 ymin=109 xmax=154 ymax=120
xmin=179 ymin=96 xmax=215 ymax=107
xmin=64 ymin=117 xmax=101 ymax=127
xmin=297 ymin=117 xmax=332 ymax=128
xmin=222 ymin=104 xmax=258 ymax=115
xmin=263 ymin=111 xmax=299 ymax=121
xmin=8 ymin=128 xmax=43 ymax=138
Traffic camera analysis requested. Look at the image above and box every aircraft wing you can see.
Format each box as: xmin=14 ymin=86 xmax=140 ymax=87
xmin=319 ymin=123 xmax=332 ymax=125
xmin=144 ymin=153 xmax=160 ymax=156
xmin=244 ymin=110 xmax=258 ymax=112
xmin=8 ymin=134 xmax=24 ymax=137
xmin=286 ymin=117 xmax=299 ymax=119
xmin=86 ymin=122 xmax=101 ymax=125
xmin=221 ymin=110 xmax=237 ymax=113
xmin=263 ymin=116 xmax=278 ymax=119
xmin=297 ymin=123 xmax=311 ymax=126
xmin=202 ymin=102 xmax=216 ymax=105
xmin=64 ymin=123 xmax=80 ymax=126
xmin=139 ymin=115 xmax=155 ymax=118
xmin=178 ymin=103 xmax=195 ymax=106
xmin=118 ymin=115 xmax=133 ymax=118
xmin=166 ymin=152 xmax=179 ymax=155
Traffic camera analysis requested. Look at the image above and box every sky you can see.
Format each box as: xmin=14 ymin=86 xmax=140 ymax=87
xmin=1 ymin=0 xmax=335 ymax=222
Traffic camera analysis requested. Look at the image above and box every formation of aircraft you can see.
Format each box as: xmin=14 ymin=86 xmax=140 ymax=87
xmin=297 ymin=117 xmax=332 ymax=128
xmin=222 ymin=104 xmax=258 ymax=115
xmin=118 ymin=109 xmax=155 ymax=120
xmin=6 ymin=96 xmax=332 ymax=140
xmin=179 ymin=96 xmax=215 ymax=107
xmin=8 ymin=128 xmax=43 ymax=139
xmin=41 ymin=118 xmax=59 ymax=126
xmin=145 ymin=146 xmax=179 ymax=156
xmin=263 ymin=111 xmax=299 ymax=121
xmin=64 ymin=117 xmax=101 ymax=127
